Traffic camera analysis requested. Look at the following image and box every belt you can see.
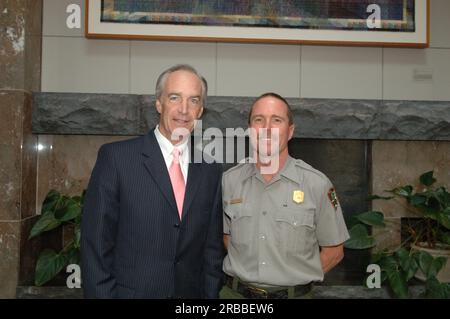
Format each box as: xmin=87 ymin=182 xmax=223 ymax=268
xmin=225 ymin=275 xmax=312 ymax=299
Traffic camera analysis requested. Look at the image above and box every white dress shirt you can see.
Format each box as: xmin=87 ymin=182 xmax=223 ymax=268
xmin=154 ymin=125 xmax=189 ymax=183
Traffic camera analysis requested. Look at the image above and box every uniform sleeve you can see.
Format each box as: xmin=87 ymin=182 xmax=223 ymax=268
xmin=315 ymin=178 xmax=350 ymax=247
xmin=223 ymin=210 xmax=231 ymax=235
xmin=222 ymin=177 xmax=231 ymax=235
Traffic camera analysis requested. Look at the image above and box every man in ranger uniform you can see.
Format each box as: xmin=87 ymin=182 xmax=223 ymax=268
xmin=221 ymin=93 xmax=349 ymax=299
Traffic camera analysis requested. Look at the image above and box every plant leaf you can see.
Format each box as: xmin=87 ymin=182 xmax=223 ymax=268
xmin=439 ymin=232 xmax=450 ymax=245
xmin=396 ymin=248 xmax=418 ymax=281
xmin=386 ymin=186 xmax=413 ymax=198
xmin=29 ymin=213 xmax=61 ymax=239
xmin=66 ymin=246 xmax=80 ymax=265
xmin=424 ymin=277 xmax=450 ymax=299
xmin=415 ymin=250 xmax=433 ymax=278
xmin=420 ymin=171 xmax=436 ymax=187
xmin=409 ymin=194 xmax=427 ymax=207
xmin=371 ymin=250 xmax=390 ymax=264
xmin=355 ymin=211 xmax=386 ymax=227
xmin=344 ymin=224 xmax=376 ymax=249
xmin=379 ymin=255 xmax=398 ymax=272
xmin=72 ymin=196 xmax=82 ymax=204
xmin=424 ymin=196 xmax=441 ymax=214
xmin=387 ymin=269 xmax=409 ymax=299
xmin=40 ymin=190 xmax=60 ymax=215
xmin=428 ymin=257 xmax=448 ymax=279
xmin=437 ymin=213 xmax=450 ymax=230
xmin=74 ymin=223 xmax=81 ymax=249
xmin=35 ymin=249 xmax=68 ymax=286
xmin=376 ymin=255 xmax=396 ymax=284
xmin=55 ymin=198 xmax=81 ymax=222
xmin=435 ymin=187 xmax=450 ymax=206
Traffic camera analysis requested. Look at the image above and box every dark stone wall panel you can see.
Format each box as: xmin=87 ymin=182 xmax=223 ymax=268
xmin=33 ymin=93 xmax=450 ymax=141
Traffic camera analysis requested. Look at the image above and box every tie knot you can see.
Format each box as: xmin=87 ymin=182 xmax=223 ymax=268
xmin=172 ymin=147 xmax=181 ymax=162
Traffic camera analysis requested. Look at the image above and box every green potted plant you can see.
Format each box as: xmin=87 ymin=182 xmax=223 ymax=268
xmin=345 ymin=171 xmax=450 ymax=298
xmin=28 ymin=189 xmax=84 ymax=286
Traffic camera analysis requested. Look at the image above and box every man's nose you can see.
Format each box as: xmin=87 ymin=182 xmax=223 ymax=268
xmin=259 ymin=119 xmax=270 ymax=130
xmin=259 ymin=126 xmax=271 ymax=138
xmin=178 ymin=99 xmax=188 ymax=114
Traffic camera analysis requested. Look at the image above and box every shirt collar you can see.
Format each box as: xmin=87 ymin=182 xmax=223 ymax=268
xmin=242 ymin=160 xmax=258 ymax=181
xmin=279 ymin=155 xmax=299 ymax=183
xmin=249 ymin=155 xmax=299 ymax=184
xmin=154 ymin=125 xmax=189 ymax=159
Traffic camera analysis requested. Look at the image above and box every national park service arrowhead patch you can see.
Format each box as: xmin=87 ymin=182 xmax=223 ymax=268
xmin=328 ymin=188 xmax=339 ymax=211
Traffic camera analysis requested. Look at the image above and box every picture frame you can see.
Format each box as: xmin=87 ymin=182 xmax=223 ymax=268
xmin=85 ymin=0 xmax=429 ymax=48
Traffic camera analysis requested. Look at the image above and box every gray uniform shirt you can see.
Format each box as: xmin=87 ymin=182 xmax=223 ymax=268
xmin=223 ymin=156 xmax=350 ymax=287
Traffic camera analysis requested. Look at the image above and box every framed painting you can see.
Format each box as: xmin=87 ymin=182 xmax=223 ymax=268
xmin=85 ymin=0 xmax=429 ymax=47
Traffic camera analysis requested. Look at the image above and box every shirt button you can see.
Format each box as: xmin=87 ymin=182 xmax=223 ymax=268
xmin=293 ymin=221 xmax=298 ymax=226
xmin=261 ymin=261 xmax=267 ymax=266
xmin=260 ymin=235 xmax=266 ymax=240
xmin=262 ymin=211 xmax=267 ymax=216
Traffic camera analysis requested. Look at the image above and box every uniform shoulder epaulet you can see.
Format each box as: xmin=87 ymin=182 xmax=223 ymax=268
xmin=293 ymin=158 xmax=328 ymax=182
xmin=223 ymin=158 xmax=252 ymax=176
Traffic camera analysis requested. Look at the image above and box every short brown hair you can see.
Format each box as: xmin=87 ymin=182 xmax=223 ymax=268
xmin=248 ymin=92 xmax=293 ymax=125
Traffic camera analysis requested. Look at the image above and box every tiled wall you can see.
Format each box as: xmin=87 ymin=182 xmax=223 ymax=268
xmin=41 ymin=0 xmax=450 ymax=100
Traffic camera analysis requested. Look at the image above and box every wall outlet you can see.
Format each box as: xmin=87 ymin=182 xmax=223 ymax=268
xmin=413 ymin=68 xmax=434 ymax=82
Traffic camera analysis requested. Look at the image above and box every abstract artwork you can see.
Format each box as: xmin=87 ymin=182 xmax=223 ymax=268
xmin=86 ymin=0 xmax=429 ymax=47
xmin=100 ymin=0 xmax=415 ymax=32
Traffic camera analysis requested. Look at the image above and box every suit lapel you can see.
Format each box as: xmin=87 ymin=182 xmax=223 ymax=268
xmin=141 ymin=130 xmax=178 ymax=215
xmin=182 ymin=162 xmax=202 ymax=219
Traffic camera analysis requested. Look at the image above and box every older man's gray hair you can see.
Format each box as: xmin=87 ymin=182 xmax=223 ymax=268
xmin=155 ymin=64 xmax=208 ymax=107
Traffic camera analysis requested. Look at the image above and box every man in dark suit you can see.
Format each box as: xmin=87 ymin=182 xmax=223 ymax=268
xmin=81 ymin=64 xmax=224 ymax=298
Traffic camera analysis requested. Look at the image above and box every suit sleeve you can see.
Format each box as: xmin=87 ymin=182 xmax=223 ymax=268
xmin=202 ymin=164 xmax=225 ymax=298
xmin=81 ymin=144 xmax=119 ymax=298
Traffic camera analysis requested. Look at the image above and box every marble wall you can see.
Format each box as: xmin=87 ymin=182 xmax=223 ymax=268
xmin=0 ymin=0 xmax=42 ymax=298
xmin=0 ymin=91 xmax=37 ymax=297
xmin=37 ymin=135 xmax=133 ymax=264
xmin=372 ymin=141 xmax=450 ymax=252
xmin=36 ymin=135 xmax=133 ymax=212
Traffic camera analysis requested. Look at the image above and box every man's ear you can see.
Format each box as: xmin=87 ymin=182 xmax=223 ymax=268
xmin=197 ymin=106 xmax=204 ymax=119
xmin=156 ymin=99 xmax=162 ymax=114
xmin=288 ymin=124 xmax=295 ymax=141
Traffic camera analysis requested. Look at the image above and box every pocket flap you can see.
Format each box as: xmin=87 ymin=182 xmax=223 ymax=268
xmin=225 ymin=203 xmax=252 ymax=220
xmin=275 ymin=209 xmax=314 ymax=227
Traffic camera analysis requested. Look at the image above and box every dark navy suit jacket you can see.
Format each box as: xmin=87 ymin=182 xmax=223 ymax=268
xmin=81 ymin=129 xmax=224 ymax=298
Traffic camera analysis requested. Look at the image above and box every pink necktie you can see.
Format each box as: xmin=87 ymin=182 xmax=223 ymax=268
xmin=169 ymin=148 xmax=185 ymax=219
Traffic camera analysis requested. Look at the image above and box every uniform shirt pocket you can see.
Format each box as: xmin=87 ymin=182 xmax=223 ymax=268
xmin=225 ymin=204 xmax=253 ymax=248
xmin=275 ymin=207 xmax=316 ymax=256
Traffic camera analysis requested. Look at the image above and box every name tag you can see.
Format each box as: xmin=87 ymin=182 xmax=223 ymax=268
xmin=230 ymin=198 xmax=243 ymax=205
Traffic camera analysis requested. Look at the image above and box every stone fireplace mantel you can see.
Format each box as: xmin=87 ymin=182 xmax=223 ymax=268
xmin=32 ymin=93 xmax=450 ymax=141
